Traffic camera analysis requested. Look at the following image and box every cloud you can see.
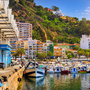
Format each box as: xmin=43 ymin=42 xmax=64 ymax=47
xmin=85 ymin=13 xmax=88 ymax=14
xmin=81 ymin=12 xmax=84 ymax=14
xmin=85 ymin=7 xmax=90 ymax=12
xmin=87 ymin=7 xmax=90 ymax=9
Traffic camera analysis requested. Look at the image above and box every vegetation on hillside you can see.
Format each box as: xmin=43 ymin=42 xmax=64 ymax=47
xmin=9 ymin=0 xmax=90 ymax=43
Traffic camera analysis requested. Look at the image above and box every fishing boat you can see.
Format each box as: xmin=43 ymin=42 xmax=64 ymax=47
xmin=61 ymin=67 xmax=69 ymax=74
xmin=47 ymin=67 xmax=54 ymax=74
xmin=78 ymin=67 xmax=87 ymax=74
xmin=24 ymin=62 xmax=45 ymax=78
xmin=55 ymin=67 xmax=61 ymax=73
xmin=70 ymin=68 xmax=78 ymax=74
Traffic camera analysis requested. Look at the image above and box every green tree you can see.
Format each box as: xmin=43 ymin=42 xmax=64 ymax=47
xmin=38 ymin=52 xmax=47 ymax=60
xmin=19 ymin=0 xmax=25 ymax=6
xmin=85 ymin=52 xmax=90 ymax=60
xmin=51 ymin=6 xmax=59 ymax=11
xmin=17 ymin=48 xmax=25 ymax=61
xmin=12 ymin=53 xmax=19 ymax=61
xmin=77 ymin=48 xmax=85 ymax=58
xmin=73 ymin=45 xmax=80 ymax=50
xmin=47 ymin=51 xmax=53 ymax=60
xmin=67 ymin=54 xmax=72 ymax=59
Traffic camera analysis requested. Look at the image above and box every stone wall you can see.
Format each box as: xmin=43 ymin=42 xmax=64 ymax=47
xmin=0 ymin=67 xmax=25 ymax=90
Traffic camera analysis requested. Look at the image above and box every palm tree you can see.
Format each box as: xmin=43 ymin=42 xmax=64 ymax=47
xmin=17 ymin=48 xmax=25 ymax=61
xmin=85 ymin=52 xmax=90 ymax=60
xmin=12 ymin=53 xmax=19 ymax=61
xmin=47 ymin=51 xmax=53 ymax=60
xmin=77 ymin=48 xmax=85 ymax=59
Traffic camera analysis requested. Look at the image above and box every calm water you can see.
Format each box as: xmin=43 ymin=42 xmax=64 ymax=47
xmin=22 ymin=73 xmax=90 ymax=90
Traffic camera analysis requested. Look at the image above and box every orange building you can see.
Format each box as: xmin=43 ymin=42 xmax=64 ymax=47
xmin=45 ymin=8 xmax=54 ymax=12
xmin=54 ymin=46 xmax=62 ymax=57
xmin=16 ymin=38 xmax=25 ymax=49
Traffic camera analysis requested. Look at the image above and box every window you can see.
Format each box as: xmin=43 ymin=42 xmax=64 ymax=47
xmin=57 ymin=50 xmax=59 ymax=53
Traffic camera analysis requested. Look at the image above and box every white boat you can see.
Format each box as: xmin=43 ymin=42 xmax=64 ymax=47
xmin=24 ymin=62 xmax=45 ymax=77
xmin=55 ymin=67 xmax=61 ymax=73
xmin=47 ymin=68 xmax=54 ymax=74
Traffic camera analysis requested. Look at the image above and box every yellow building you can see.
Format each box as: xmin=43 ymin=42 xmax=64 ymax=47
xmin=54 ymin=46 xmax=62 ymax=57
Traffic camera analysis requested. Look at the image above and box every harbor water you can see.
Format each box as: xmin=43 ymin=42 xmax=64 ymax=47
xmin=22 ymin=73 xmax=90 ymax=90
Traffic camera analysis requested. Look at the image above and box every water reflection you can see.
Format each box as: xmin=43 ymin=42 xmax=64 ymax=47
xmin=22 ymin=74 xmax=90 ymax=90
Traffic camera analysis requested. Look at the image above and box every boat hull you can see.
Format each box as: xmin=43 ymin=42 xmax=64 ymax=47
xmin=71 ymin=71 xmax=78 ymax=74
xmin=61 ymin=70 xmax=69 ymax=74
xmin=78 ymin=70 xmax=87 ymax=73
xmin=24 ymin=68 xmax=45 ymax=77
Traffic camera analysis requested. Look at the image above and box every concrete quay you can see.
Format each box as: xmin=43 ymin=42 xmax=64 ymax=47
xmin=0 ymin=65 xmax=25 ymax=90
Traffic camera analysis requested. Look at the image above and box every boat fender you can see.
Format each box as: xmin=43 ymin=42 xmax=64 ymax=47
xmin=18 ymin=78 xmax=21 ymax=82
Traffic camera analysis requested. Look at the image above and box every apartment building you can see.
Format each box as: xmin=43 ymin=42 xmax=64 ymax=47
xmin=10 ymin=21 xmax=32 ymax=54
xmin=28 ymin=38 xmax=37 ymax=59
xmin=80 ymin=35 xmax=90 ymax=49
xmin=54 ymin=46 xmax=62 ymax=57
xmin=16 ymin=38 xmax=25 ymax=49
xmin=0 ymin=0 xmax=19 ymax=67
xmin=10 ymin=38 xmax=18 ymax=54
xmin=17 ymin=21 xmax=32 ymax=40
xmin=37 ymin=40 xmax=43 ymax=53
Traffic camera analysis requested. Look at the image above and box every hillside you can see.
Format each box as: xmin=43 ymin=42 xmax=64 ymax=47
xmin=9 ymin=0 xmax=90 ymax=44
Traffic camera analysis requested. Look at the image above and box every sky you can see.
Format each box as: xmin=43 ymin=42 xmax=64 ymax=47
xmin=34 ymin=0 xmax=90 ymax=20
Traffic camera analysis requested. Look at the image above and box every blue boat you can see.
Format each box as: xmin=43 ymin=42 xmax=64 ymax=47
xmin=55 ymin=67 xmax=61 ymax=73
xmin=70 ymin=68 xmax=78 ymax=74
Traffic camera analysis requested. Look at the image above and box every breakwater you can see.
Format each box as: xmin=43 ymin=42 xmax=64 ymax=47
xmin=0 ymin=65 xmax=25 ymax=90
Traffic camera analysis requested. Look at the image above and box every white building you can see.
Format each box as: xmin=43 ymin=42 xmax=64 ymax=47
xmin=80 ymin=35 xmax=90 ymax=49
xmin=52 ymin=10 xmax=65 ymax=17
xmin=28 ymin=38 xmax=37 ymax=59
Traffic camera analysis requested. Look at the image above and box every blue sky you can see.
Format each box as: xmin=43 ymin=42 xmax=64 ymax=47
xmin=34 ymin=0 xmax=90 ymax=20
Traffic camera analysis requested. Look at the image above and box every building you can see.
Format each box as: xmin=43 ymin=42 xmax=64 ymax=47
xmin=57 ymin=43 xmax=80 ymax=49
xmin=10 ymin=21 xmax=32 ymax=54
xmin=28 ymin=38 xmax=37 ymax=59
xmin=37 ymin=40 xmax=43 ymax=53
xmin=62 ymin=49 xmax=67 ymax=58
xmin=45 ymin=8 xmax=54 ymax=12
xmin=17 ymin=21 xmax=32 ymax=41
xmin=52 ymin=10 xmax=66 ymax=17
xmin=54 ymin=46 xmax=62 ymax=57
xmin=80 ymin=35 xmax=90 ymax=49
xmin=46 ymin=40 xmax=54 ymax=54
xmin=10 ymin=38 xmax=18 ymax=54
xmin=0 ymin=0 xmax=19 ymax=67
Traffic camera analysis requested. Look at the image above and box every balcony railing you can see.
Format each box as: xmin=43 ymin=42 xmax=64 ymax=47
xmin=0 ymin=40 xmax=10 ymax=45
